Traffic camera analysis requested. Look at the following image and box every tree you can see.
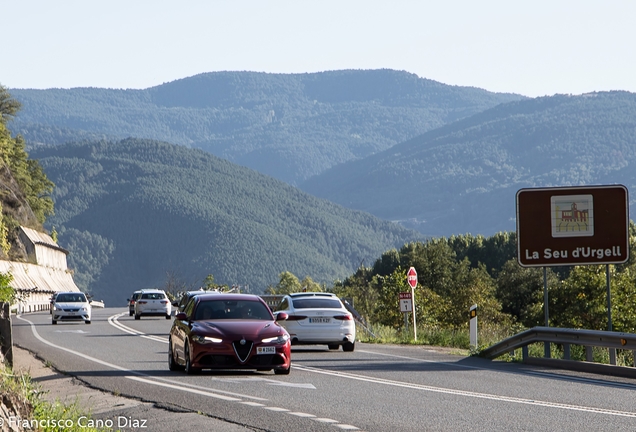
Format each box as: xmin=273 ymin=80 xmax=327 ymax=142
xmin=496 ymin=259 xmax=556 ymax=327
xmin=0 ymin=85 xmax=21 ymax=124
xmin=265 ymin=271 xmax=302 ymax=295
xmin=0 ymin=88 xmax=55 ymax=225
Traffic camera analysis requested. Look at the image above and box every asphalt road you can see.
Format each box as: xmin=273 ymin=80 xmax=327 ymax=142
xmin=12 ymin=308 xmax=636 ymax=431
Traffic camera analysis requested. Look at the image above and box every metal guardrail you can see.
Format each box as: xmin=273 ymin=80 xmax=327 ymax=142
xmin=481 ymin=326 xmax=636 ymax=372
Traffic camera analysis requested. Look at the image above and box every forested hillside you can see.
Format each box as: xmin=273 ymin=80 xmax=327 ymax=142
xmin=9 ymin=69 xmax=524 ymax=185
xmin=302 ymin=91 xmax=636 ymax=237
xmin=30 ymin=138 xmax=423 ymax=306
xmin=0 ymin=86 xmax=54 ymax=262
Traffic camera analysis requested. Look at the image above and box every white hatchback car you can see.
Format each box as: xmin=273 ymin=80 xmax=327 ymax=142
xmin=134 ymin=289 xmax=172 ymax=320
xmin=274 ymin=292 xmax=356 ymax=351
xmin=51 ymin=292 xmax=92 ymax=325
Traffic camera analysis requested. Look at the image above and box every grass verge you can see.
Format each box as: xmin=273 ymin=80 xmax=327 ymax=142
xmin=0 ymin=361 xmax=112 ymax=432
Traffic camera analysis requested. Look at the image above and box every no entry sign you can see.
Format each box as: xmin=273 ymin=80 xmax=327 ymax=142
xmin=407 ymin=267 xmax=418 ymax=289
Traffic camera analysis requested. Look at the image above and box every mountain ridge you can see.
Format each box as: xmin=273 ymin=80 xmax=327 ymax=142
xmin=301 ymin=91 xmax=636 ymax=236
xmin=9 ymin=69 xmax=525 ymax=185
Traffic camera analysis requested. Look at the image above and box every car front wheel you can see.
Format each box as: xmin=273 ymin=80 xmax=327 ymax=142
xmin=168 ymin=339 xmax=184 ymax=371
xmin=184 ymin=343 xmax=200 ymax=375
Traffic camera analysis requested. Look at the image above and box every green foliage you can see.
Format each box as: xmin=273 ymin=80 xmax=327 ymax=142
xmin=0 ymin=84 xmax=21 ymax=124
xmin=265 ymin=271 xmax=324 ymax=294
xmin=57 ymin=227 xmax=115 ymax=294
xmin=0 ymin=203 xmax=10 ymax=255
xmin=32 ymin=138 xmax=422 ymax=306
xmin=0 ymin=271 xmax=14 ymax=302
xmin=0 ymin=364 xmax=108 ymax=432
xmin=0 ymin=87 xmax=55 ymax=225
xmin=339 ymin=224 xmax=636 ymax=347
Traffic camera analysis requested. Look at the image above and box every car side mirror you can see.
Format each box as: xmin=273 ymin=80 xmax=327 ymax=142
xmin=275 ymin=312 xmax=288 ymax=321
xmin=127 ymin=298 xmax=130 ymax=302
xmin=175 ymin=312 xmax=188 ymax=321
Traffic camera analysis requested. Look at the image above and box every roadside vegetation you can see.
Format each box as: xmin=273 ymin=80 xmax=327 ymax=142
xmin=0 ymin=362 xmax=111 ymax=432
xmin=267 ymin=225 xmax=636 ymax=365
xmin=1 ymin=272 xmax=111 ymax=431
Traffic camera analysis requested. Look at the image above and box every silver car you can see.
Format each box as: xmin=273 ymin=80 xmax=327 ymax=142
xmin=52 ymin=292 xmax=92 ymax=325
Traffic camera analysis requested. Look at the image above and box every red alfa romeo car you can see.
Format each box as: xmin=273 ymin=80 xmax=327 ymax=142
xmin=168 ymin=293 xmax=291 ymax=374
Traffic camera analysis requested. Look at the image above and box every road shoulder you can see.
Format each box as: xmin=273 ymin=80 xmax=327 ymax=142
xmin=12 ymin=345 xmax=252 ymax=431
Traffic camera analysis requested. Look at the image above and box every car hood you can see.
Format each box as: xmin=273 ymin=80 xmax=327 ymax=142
xmin=192 ymin=320 xmax=286 ymax=339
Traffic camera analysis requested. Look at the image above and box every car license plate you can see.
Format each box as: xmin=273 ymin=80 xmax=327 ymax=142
xmin=309 ymin=318 xmax=330 ymax=323
xmin=257 ymin=346 xmax=276 ymax=355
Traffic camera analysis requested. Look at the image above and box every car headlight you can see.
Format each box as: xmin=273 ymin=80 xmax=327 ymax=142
xmin=262 ymin=334 xmax=290 ymax=344
xmin=192 ymin=335 xmax=222 ymax=344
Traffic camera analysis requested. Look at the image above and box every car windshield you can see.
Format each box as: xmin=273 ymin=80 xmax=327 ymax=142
xmin=291 ymin=298 xmax=342 ymax=309
xmin=194 ymin=300 xmax=272 ymax=320
xmin=141 ymin=293 xmax=165 ymax=300
xmin=56 ymin=293 xmax=87 ymax=303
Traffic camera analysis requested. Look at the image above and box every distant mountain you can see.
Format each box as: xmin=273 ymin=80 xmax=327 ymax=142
xmin=9 ymin=69 xmax=524 ymax=185
xmin=31 ymin=138 xmax=423 ymax=306
xmin=301 ymin=92 xmax=636 ymax=237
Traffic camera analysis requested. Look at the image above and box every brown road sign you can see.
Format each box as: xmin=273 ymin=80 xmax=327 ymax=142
xmin=516 ymin=185 xmax=629 ymax=267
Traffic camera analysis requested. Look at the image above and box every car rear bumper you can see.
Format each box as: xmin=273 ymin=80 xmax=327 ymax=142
xmin=285 ymin=325 xmax=356 ymax=344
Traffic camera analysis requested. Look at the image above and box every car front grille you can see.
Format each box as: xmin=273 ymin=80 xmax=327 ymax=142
xmin=232 ymin=340 xmax=254 ymax=363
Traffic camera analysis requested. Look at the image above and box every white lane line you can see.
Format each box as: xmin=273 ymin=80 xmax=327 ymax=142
xmin=108 ymin=313 xmax=168 ymax=343
xmin=18 ymin=315 xmax=251 ymax=401
xmin=19 ymin=314 xmax=363 ymax=429
xmin=288 ymin=412 xmax=316 ymax=418
xmin=293 ymin=364 xmax=636 ymax=418
xmin=358 ymin=348 xmax=636 ymax=390
xmin=241 ymin=402 xmax=266 ymax=407
xmin=105 ymin=314 xmax=358 ymax=428
xmin=313 ymin=418 xmax=339 ymax=423
xmin=357 ymin=349 xmax=482 ymax=370
xmin=108 ymin=314 xmax=317 ymax=389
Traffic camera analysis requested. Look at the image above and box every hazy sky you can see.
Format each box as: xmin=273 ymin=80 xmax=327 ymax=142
xmin=4 ymin=1 xmax=636 ymax=97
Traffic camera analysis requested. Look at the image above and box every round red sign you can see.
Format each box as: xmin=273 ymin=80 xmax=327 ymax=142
xmin=407 ymin=267 xmax=417 ymax=289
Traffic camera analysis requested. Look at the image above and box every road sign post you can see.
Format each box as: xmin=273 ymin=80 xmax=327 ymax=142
xmin=399 ymin=292 xmax=412 ymax=335
xmin=469 ymin=304 xmax=477 ymax=350
xmin=516 ymin=185 xmax=629 ymax=360
xmin=407 ymin=267 xmax=418 ymax=341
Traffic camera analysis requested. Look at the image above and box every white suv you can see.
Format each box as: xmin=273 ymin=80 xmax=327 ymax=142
xmin=134 ymin=289 xmax=171 ymax=320
xmin=52 ymin=292 xmax=92 ymax=325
